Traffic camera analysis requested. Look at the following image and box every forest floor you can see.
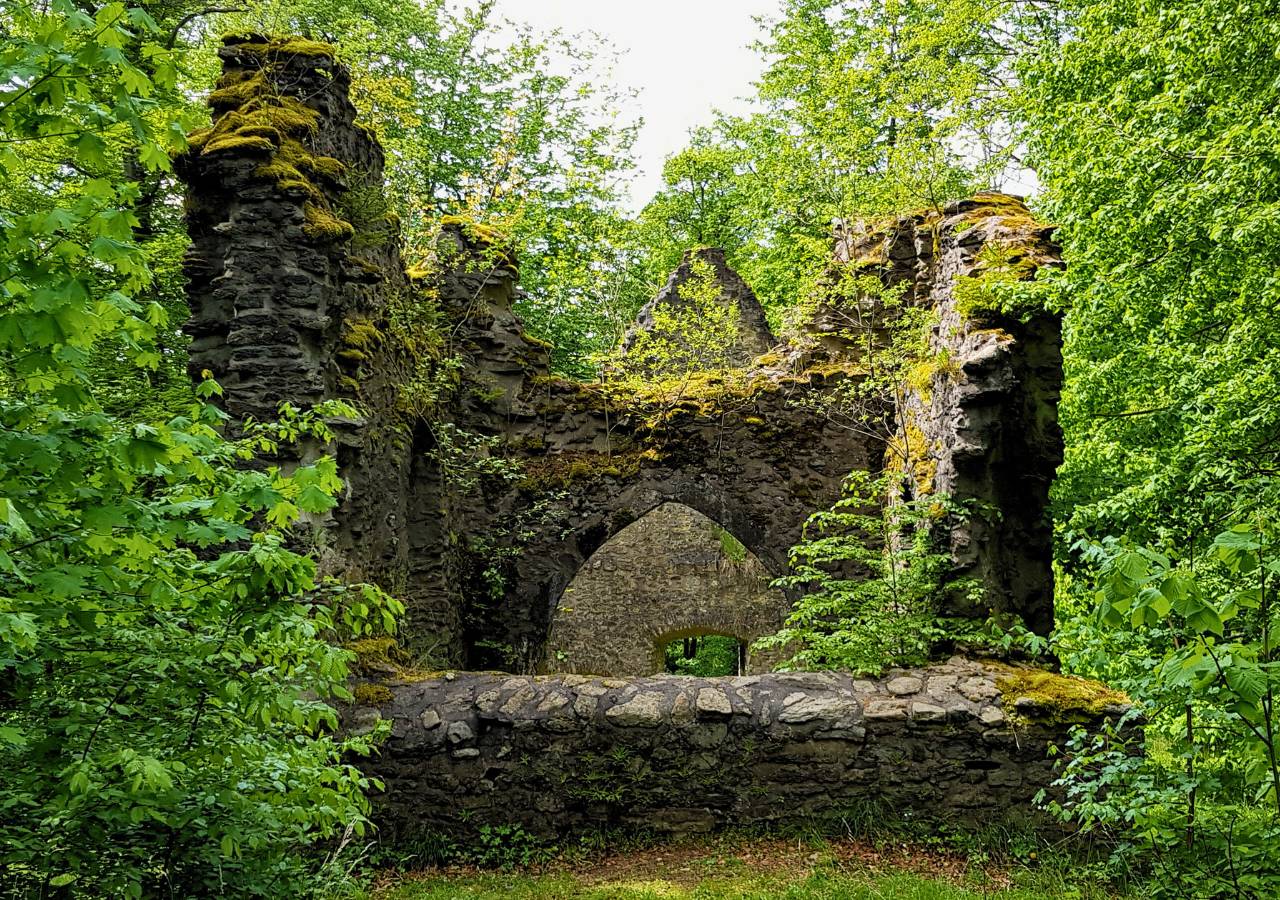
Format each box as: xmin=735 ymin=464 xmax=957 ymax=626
xmin=370 ymin=833 xmax=1132 ymax=899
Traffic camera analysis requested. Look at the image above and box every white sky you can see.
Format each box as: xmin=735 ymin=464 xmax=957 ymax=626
xmin=497 ymin=0 xmax=780 ymax=209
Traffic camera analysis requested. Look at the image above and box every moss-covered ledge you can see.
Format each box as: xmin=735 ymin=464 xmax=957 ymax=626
xmin=346 ymin=657 xmax=1134 ymax=843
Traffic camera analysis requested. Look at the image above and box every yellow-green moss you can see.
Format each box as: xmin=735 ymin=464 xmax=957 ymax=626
xmin=802 ymin=362 xmax=865 ymax=380
xmin=237 ymin=98 xmax=320 ymax=135
xmin=229 ymin=36 xmax=338 ymax=59
xmin=271 ymin=177 xmax=323 ymax=203
xmin=959 ymin=192 xmax=1043 ymax=229
xmin=348 ymin=637 xmax=400 ymax=669
xmin=905 ymin=360 xmax=936 ymax=395
xmin=753 ymin=351 xmax=784 ymax=368
xmin=904 ymin=351 xmax=959 ymax=403
xmin=890 ymin=416 xmax=937 ymax=496
xmin=303 ymin=201 xmax=355 ymax=242
xmin=610 ymin=370 xmax=777 ymax=413
xmin=518 ymin=449 xmax=649 ymax=491
xmin=235 ymin=124 xmax=283 ymax=142
xmin=995 ymin=664 xmax=1130 ymax=724
xmin=344 ymin=318 xmax=384 ymax=350
xmin=440 ymin=214 xmax=507 ymax=246
xmin=186 ymin=53 xmax=357 ymax=247
xmin=439 ymin=214 xmax=518 ymax=267
xmin=743 ymin=415 xmax=766 ymax=427
xmin=202 ymin=134 xmax=276 ymax=155
xmin=207 ymin=71 xmax=269 ymax=109
xmin=352 ymin=682 xmax=394 ymax=706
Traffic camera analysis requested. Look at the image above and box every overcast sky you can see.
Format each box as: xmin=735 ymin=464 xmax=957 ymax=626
xmin=497 ymin=0 xmax=781 ymax=208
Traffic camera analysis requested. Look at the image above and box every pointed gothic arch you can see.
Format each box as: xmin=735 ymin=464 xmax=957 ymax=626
xmin=541 ymin=502 xmax=790 ymax=676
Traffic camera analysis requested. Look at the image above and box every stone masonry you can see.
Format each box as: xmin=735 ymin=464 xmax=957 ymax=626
xmin=177 ymin=38 xmax=1065 ymax=671
xmin=544 ymin=502 xmax=789 ymax=676
xmin=354 ymin=658 xmax=1124 ymax=840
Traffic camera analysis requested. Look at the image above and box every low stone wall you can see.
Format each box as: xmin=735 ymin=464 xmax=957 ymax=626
xmin=354 ymin=658 xmax=1126 ymax=842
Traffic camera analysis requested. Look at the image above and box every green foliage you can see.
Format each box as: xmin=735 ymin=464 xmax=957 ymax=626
xmin=1030 ymin=0 xmax=1280 ymax=547
xmin=472 ymin=824 xmax=547 ymax=871
xmin=619 ymin=0 xmax=1054 ymax=323
xmin=663 ymin=635 xmax=744 ymax=677
xmin=609 ymin=256 xmax=742 ymax=383
xmin=759 ymin=472 xmax=963 ymax=675
xmin=1019 ymin=1 xmax=1280 ymax=891
xmin=0 ymin=5 xmax=400 ymax=895
xmin=953 ymin=244 xmax=1066 ymax=323
xmin=1046 ymin=519 xmax=1280 ymax=895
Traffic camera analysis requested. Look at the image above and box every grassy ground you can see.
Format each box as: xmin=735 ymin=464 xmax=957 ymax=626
xmin=371 ymin=833 xmax=1132 ymax=899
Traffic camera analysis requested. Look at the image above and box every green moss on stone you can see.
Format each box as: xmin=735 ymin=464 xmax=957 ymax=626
xmin=228 ymin=36 xmax=338 ymax=60
xmin=348 ymin=637 xmax=400 ymax=669
xmin=352 ymin=682 xmax=394 ymax=706
xmin=517 ymin=449 xmax=651 ymax=492
xmin=303 ymin=201 xmax=355 ymax=242
xmin=995 ymin=665 xmax=1129 ymax=724
xmin=186 ymin=44 xmax=356 ymax=247
xmin=201 ymin=133 xmax=276 ymax=155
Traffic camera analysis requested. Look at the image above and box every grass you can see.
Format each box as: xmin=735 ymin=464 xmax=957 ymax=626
xmin=376 ymin=872 xmax=1112 ymax=899
xmin=369 ymin=833 xmax=1135 ymax=900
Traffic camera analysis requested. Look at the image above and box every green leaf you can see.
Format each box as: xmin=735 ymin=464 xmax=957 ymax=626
xmin=1186 ymin=605 xmax=1225 ymax=636
xmin=1224 ymin=661 xmax=1268 ymax=702
xmin=296 ymin=484 xmax=337 ymax=514
xmin=266 ymin=500 xmax=300 ymax=528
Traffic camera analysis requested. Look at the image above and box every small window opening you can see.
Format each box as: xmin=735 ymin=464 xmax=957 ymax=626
xmin=662 ymin=634 xmax=746 ymax=677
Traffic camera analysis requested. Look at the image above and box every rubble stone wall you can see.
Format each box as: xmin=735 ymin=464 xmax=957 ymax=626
xmin=355 ymin=658 xmax=1112 ymax=840
xmin=179 ymin=36 xmax=1119 ymax=844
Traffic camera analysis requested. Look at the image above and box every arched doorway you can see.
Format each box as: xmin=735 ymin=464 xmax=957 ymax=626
xmin=541 ymin=502 xmax=790 ymax=675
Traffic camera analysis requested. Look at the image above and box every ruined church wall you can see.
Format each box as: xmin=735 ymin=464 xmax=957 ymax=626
xmin=175 ymin=36 xmax=415 ymax=594
xmin=176 ymin=39 xmax=1065 ymax=671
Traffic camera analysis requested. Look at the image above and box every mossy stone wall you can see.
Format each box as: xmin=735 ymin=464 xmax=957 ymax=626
xmin=349 ymin=658 xmax=1131 ymax=841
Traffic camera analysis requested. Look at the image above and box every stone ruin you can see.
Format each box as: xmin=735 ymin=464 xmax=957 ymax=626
xmin=176 ymin=36 xmax=1126 ymax=841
